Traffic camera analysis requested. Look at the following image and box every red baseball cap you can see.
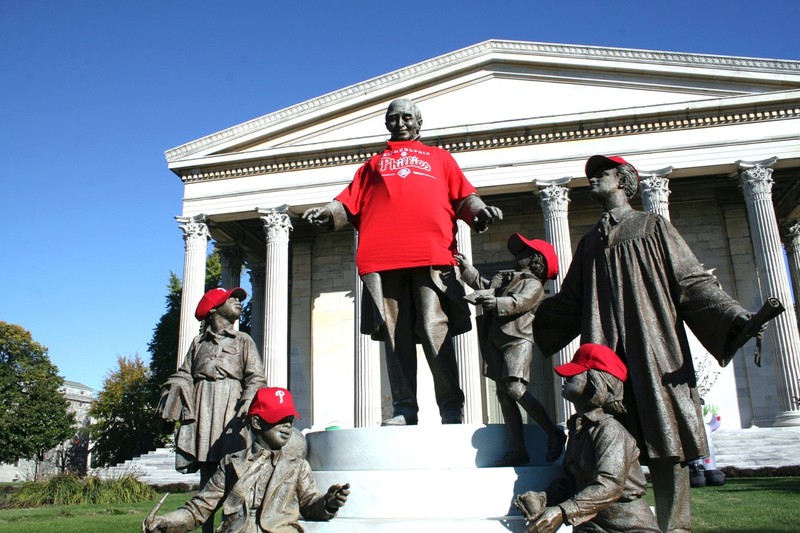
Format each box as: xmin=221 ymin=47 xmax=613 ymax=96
xmin=554 ymin=343 xmax=628 ymax=382
xmin=585 ymin=155 xmax=639 ymax=180
xmin=247 ymin=387 xmax=301 ymax=423
xmin=194 ymin=287 xmax=248 ymax=321
xmin=506 ymin=234 xmax=559 ymax=280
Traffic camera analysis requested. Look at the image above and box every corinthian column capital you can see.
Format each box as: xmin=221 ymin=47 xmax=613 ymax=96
xmin=536 ymin=178 xmax=572 ymax=221
xmin=258 ymin=207 xmax=293 ymax=243
xmin=639 ymin=167 xmax=673 ymax=219
xmin=176 ymin=215 xmax=210 ymax=247
xmin=737 ymin=157 xmax=778 ymax=200
xmin=784 ymin=220 xmax=800 ymax=253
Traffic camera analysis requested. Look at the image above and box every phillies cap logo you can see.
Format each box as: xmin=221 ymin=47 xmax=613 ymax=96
xmin=275 ymin=390 xmax=285 ymax=404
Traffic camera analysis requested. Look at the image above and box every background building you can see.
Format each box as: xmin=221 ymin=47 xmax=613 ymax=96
xmin=165 ymin=40 xmax=800 ymax=431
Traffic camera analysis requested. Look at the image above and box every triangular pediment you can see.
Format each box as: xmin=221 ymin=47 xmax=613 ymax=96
xmin=166 ymin=40 xmax=800 ymax=170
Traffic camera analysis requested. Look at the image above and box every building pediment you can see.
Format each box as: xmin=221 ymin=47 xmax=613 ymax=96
xmin=166 ymin=39 xmax=800 ymax=174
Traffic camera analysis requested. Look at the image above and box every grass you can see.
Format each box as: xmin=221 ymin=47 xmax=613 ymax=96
xmin=0 ymin=477 xmax=798 ymax=532
xmin=640 ymin=477 xmax=800 ymax=533
xmin=0 ymin=492 xmax=201 ymax=533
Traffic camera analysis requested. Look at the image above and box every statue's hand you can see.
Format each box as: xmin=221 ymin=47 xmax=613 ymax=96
xmin=527 ymin=506 xmax=563 ymax=533
xmin=476 ymin=294 xmax=497 ymax=311
xmin=142 ymin=514 xmax=177 ymax=533
xmin=302 ymin=207 xmax=333 ymax=226
xmin=324 ymin=482 xmax=350 ymax=512
xmin=514 ymin=491 xmax=546 ymax=522
xmin=454 ymin=253 xmax=471 ymax=271
xmin=473 ymin=205 xmax=503 ymax=232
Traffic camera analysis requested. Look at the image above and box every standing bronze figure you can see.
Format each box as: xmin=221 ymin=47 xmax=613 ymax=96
xmin=533 ymin=155 xmax=768 ymax=532
xmin=155 ymin=287 xmax=267 ymax=532
xmin=456 ymin=234 xmax=565 ymax=464
xmin=303 ymin=98 xmax=502 ymax=425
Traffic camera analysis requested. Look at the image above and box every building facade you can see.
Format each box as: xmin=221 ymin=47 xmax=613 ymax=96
xmin=165 ymin=40 xmax=800 ymax=431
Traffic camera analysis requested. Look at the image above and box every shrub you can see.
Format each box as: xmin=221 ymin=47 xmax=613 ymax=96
xmin=7 ymin=474 xmax=156 ymax=508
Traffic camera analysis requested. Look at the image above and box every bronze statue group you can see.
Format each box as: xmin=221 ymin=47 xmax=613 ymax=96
xmin=145 ymin=99 xmax=773 ymax=533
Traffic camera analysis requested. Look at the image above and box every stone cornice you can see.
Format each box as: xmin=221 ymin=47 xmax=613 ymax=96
xmin=165 ymin=40 xmax=800 ymax=163
xmin=176 ymin=99 xmax=800 ymax=184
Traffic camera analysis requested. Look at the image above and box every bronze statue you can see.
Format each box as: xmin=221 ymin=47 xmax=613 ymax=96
xmin=455 ymin=234 xmax=565 ymax=464
xmin=515 ymin=344 xmax=660 ymax=533
xmin=303 ymin=98 xmax=502 ymax=425
xmin=144 ymin=387 xmax=349 ymax=533
xmin=532 ymin=155 xmax=770 ymax=532
xmin=155 ymin=287 xmax=267 ymax=532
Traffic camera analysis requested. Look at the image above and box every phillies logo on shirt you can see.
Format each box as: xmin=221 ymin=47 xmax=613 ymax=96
xmin=379 ymin=150 xmax=435 ymax=179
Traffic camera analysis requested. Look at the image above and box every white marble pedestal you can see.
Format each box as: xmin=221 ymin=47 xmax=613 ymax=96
xmin=299 ymin=423 xmax=572 ymax=532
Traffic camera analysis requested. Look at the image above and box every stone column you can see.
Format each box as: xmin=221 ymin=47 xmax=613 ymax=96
xmin=176 ymin=215 xmax=209 ymax=368
xmin=536 ymin=178 xmax=577 ymax=424
xmin=217 ymin=244 xmax=245 ymax=330
xmin=353 ymin=231 xmax=382 ymax=427
xmin=259 ymin=208 xmax=293 ymax=388
xmin=247 ymin=264 xmax=266 ymax=360
xmin=639 ymin=167 xmax=674 ymax=221
xmin=217 ymin=244 xmax=245 ymax=289
xmin=738 ymin=159 xmax=800 ymax=426
xmin=455 ymin=220 xmax=484 ymax=424
xmin=784 ymin=221 xmax=800 ymax=328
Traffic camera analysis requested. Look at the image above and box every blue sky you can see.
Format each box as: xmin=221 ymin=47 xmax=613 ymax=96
xmin=2 ymin=0 xmax=799 ymax=392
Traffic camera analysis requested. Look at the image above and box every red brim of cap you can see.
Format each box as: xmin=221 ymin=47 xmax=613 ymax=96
xmin=506 ymin=234 xmax=559 ymax=280
xmin=585 ymin=155 xmax=638 ymax=181
xmin=554 ymin=361 xmax=588 ymax=378
xmin=250 ymin=404 xmax=302 ymax=424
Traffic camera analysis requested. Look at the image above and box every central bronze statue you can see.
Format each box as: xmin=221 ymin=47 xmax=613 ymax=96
xmin=304 ymin=98 xmax=502 ymax=425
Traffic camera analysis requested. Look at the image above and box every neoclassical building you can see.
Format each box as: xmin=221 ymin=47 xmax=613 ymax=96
xmin=165 ymin=40 xmax=800 ymax=431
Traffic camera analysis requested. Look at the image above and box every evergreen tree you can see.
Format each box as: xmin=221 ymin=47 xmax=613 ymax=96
xmin=147 ymin=272 xmax=182 ymax=392
xmin=0 ymin=322 xmax=75 ymax=479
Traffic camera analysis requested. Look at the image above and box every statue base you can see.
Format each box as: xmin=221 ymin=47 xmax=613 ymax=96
xmin=300 ymin=423 xmax=572 ymax=532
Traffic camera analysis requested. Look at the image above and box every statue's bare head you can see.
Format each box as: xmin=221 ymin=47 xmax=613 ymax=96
xmin=385 ymin=98 xmax=423 ymax=141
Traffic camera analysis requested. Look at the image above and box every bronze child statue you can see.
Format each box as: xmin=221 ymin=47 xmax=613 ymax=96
xmin=515 ymin=343 xmax=659 ymax=533
xmin=456 ymin=234 xmax=565 ymax=465
xmin=155 ymin=288 xmax=267 ymax=482
xmin=144 ymin=387 xmax=350 ymax=533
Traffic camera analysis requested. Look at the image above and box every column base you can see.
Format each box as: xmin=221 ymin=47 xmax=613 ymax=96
xmin=774 ymin=410 xmax=800 ymax=427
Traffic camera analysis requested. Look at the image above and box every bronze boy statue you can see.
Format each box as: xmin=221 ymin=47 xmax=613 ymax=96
xmin=515 ymin=343 xmax=659 ymax=533
xmin=144 ymin=387 xmax=350 ymax=533
xmin=456 ymin=234 xmax=565 ymax=465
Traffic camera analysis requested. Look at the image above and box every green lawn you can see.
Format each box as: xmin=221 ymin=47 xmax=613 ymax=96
xmin=1 ymin=477 xmax=798 ymax=532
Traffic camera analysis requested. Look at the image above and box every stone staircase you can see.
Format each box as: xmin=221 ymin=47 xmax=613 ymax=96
xmin=712 ymin=426 xmax=800 ymax=470
xmin=299 ymin=423 xmax=569 ymax=532
xmin=93 ymin=447 xmax=200 ymax=488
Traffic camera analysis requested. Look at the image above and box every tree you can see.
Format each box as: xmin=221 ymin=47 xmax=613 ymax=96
xmin=88 ymin=354 xmax=163 ymax=468
xmin=147 ymin=272 xmax=182 ymax=393
xmin=0 ymin=322 xmax=75 ymax=479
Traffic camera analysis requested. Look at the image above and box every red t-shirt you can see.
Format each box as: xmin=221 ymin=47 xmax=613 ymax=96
xmin=335 ymin=140 xmax=477 ymax=275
